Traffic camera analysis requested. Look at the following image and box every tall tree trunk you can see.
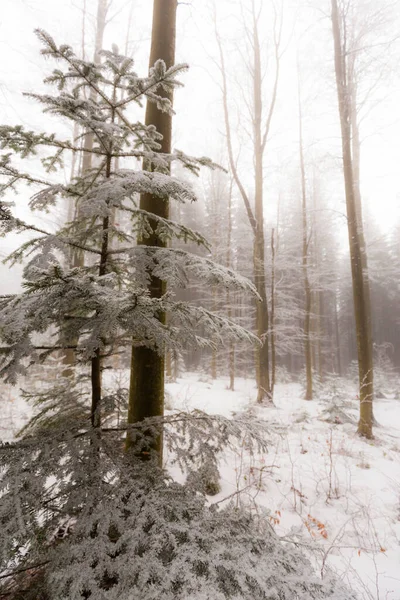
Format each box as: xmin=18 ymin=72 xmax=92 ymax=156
xmin=350 ymin=79 xmax=374 ymax=370
xmin=127 ymin=0 xmax=178 ymax=459
xmin=214 ymin=0 xmax=280 ymax=403
xmin=331 ymin=0 xmax=373 ymax=438
xmin=253 ymin=234 xmax=270 ymax=402
xmin=298 ymin=78 xmax=312 ymax=400
xmin=253 ymin=3 xmax=271 ymax=403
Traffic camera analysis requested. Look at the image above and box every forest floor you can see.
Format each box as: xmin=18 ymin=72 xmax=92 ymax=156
xmin=165 ymin=373 xmax=400 ymax=600
xmin=1 ymin=372 xmax=400 ymax=600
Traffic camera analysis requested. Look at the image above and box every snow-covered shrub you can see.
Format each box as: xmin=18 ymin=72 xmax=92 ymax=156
xmin=0 ymin=414 xmax=356 ymax=600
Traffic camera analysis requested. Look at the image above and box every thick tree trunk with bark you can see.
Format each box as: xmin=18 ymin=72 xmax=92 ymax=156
xmin=350 ymin=81 xmax=374 ymax=363
xmin=127 ymin=0 xmax=178 ymax=459
xmin=331 ymin=0 xmax=373 ymax=438
xmin=253 ymin=230 xmax=271 ymax=402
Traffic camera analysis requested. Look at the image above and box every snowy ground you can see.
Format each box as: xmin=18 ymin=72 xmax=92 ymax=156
xmin=165 ymin=374 xmax=400 ymax=600
xmin=1 ymin=373 xmax=400 ymax=600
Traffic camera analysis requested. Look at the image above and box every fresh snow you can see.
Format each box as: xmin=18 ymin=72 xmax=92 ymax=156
xmin=165 ymin=374 xmax=400 ymax=600
xmin=2 ymin=372 xmax=400 ymax=600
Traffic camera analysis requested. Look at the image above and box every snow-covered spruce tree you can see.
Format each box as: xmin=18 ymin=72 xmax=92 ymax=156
xmin=0 ymin=32 xmax=355 ymax=600
xmin=0 ymin=30 xmax=255 ymax=419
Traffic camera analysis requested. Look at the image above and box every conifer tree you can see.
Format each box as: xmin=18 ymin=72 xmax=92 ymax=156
xmin=0 ymin=31 xmax=258 ymax=437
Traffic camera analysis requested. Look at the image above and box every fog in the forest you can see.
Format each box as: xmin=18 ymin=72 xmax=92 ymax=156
xmin=2 ymin=1 xmax=400 ymax=375
xmin=1 ymin=1 xmax=400 ymax=599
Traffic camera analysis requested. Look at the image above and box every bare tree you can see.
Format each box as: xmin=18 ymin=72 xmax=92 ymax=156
xmin=215 ymin=0 xmax=282 ymax=402
xmin=331 ymin=0 xmax=373 ymax=438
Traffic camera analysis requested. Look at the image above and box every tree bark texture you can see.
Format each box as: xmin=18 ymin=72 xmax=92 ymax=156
xmin=349 ymin=79 xmax=374 ymax=366
xmin=127 ymin=0 xmax=178 ymax=459
xmin=331 ymin=0 xmax=373 ymax=438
